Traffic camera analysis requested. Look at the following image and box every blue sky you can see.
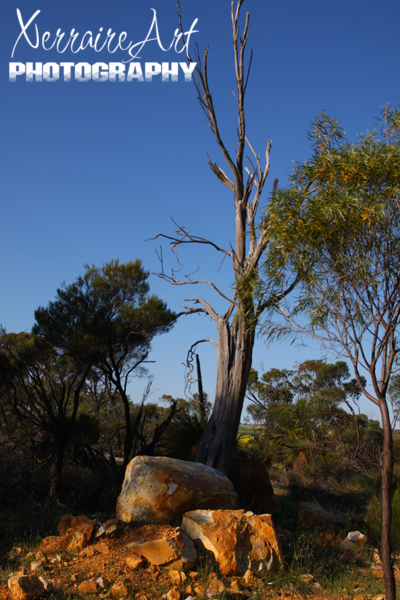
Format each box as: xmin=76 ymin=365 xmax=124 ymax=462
xmin=1 ymin=0 xmax=399 ymax=420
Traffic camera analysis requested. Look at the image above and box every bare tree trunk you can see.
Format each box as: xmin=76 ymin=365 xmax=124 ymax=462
xmin=196 ymin=354 xmax=206 ymax=430
xmin=380 ymin=399 xmax=396 ymax=600
xmin=49 ymin=440 xmax=65 ymax=502
xmin=196 ymin=316 xmax=254 ymax=474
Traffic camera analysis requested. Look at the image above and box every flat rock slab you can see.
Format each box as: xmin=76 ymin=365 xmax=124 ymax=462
xmin=126 ymin=528 xmax=197 ymax=569
xmin=116 ymin=456 xmax=238 ymax=524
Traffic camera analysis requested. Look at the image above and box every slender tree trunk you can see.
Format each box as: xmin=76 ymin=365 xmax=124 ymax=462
xmin=49 ymin=440 xmax=65 ymax=502
xmin=196 ymin=354 xmax=206 ymax=430
xmin=195 ymin=315 xmax=255 ymax=475
xmin=380 ymin=399 xmax=396 ymax=600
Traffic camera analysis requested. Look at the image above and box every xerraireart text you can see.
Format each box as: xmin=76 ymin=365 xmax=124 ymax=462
xmin=9 ymin=8 xmax=198 ymax=82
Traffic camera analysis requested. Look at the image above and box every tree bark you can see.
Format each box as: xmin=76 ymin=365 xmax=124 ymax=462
xmin=380 ymin=398 xmax=396 ymax=600
xmin=49 ymin=439 xmax=65 ymax=502
xmin=195 ymin=315 xmax=255 ymax=475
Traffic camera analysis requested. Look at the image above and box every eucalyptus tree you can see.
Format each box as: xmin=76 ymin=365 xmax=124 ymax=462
xmin=267 ymin=105 xmax=400 ymax=600
xmin=156 ymin=0 xmax=295 ymax=475
xmin=34 ymin=259 xmax=177 ymax=468
xmin=0 ymin=329 xmax=90 ymax=499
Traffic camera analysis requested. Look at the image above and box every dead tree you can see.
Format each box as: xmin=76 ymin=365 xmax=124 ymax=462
xmin=156 ymin=0 xmax=295 ymax=475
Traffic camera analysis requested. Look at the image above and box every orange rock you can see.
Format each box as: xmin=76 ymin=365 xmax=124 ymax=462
xmin=193 ymin=583 xmax=207 ymax=599
xmin=111 ymin=581 xmax=129 ymax=597
xmin=182 ymin=509 xmax=284 ymax=576
xmin=126 ymin=555 xmax=145 ymax=569
xmin=64 ymin=515 xmax=96 ymax=552
xmin=207 ymin=578 xmax=225 ymax=596
xmin=230 ymin=579 xmax=241 ymax=591
xmin=8 ymin=575 xmax=45 ymax=600
xmin=166 ymin=587 xmax=181 ymax=600
xmin=78 ymin=580 xmax=98 ymax=594
xmin=92 ymin=542 xmax=109 ymax=554
xmin=126 ymin=528 xmax=197 ymax=569
xmin=169 ymin=570 xmax=186 ymax=585
xmin=116 ymin=456 xmax=238 ymax=524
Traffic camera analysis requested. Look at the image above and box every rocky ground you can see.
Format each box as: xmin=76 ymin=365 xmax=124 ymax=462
xmin=0 ymin=522 xmax=291 ymax=600
xmin=0 ymin=518 xmax=393 ymax=600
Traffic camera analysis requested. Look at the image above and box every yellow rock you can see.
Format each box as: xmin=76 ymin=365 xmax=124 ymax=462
xmin=182 ymin=509 xmax=284 ymax=576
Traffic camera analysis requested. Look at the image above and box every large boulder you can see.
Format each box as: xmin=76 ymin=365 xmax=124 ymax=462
xmin=116 ymin=456 xmax=239 ymax=524
xmin=181 ymin=509 xmax=284 ymax=576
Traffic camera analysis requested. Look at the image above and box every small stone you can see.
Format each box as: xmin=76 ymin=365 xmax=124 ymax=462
xmin=207 ymin=578 xmax=225 ymax=597
xmin=104 ymin=519 xmax=125 ymax=538
xmin=70 ymin=574 xmax=78 ymax=582
xmin=347 ymin=531 xmax=367 ymax=544
xmin=230 ymin=580 xmax=241 ymax=591
xmin=96 ymin=577 xmax=108 ymax=589
xmin=30 ymin=560 xmax=44 ymax=573
xmin=111 ymin=581 xmax=129 ymax=597
xmin=166 ymin=587 xmax=181 ymax=600
xmin=95 ymin=525 xmax=106 ymax=538
xmin=38 ymin=577 xmax=53 ymax=592
xmin=189 ymin=572 xmax=199 ymax=580
xmin=185 ymin=584 xmax=194 ymax=595
xmin=78 ymin=580 xmax=98 ymax=594
xmin=242 ymin=570 xmax=255 ymax=586
xmin=371 ymin=549 xmax=382 ymax=565
xmin=79 ymin=547 xmax=94 ymax=557
xmin=169 ymin=570 xmax=182 ymax=586
xmin=193 ymin=584 xmax=207 ymax=599
xmin=126 ymin=555 xmax=145 ymax=569
xmin=93 ymin=542 xmax=109 ymax=555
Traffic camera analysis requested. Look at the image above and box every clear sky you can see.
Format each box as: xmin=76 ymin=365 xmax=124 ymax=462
xmin=1 ymin=0 xmax=399 ymax=420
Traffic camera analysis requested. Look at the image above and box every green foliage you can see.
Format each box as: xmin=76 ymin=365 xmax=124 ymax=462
xmin=162 ymin=394 xmax=211 ymax=461
xmin=245 ymin=359 xmax=382 ymax=484
xmin=265 ymin=105 xmax=400 ymax=387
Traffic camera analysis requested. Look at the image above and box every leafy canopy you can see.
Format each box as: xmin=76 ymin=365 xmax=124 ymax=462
xmin=265 ymin=104 xmax=400 ymax=401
